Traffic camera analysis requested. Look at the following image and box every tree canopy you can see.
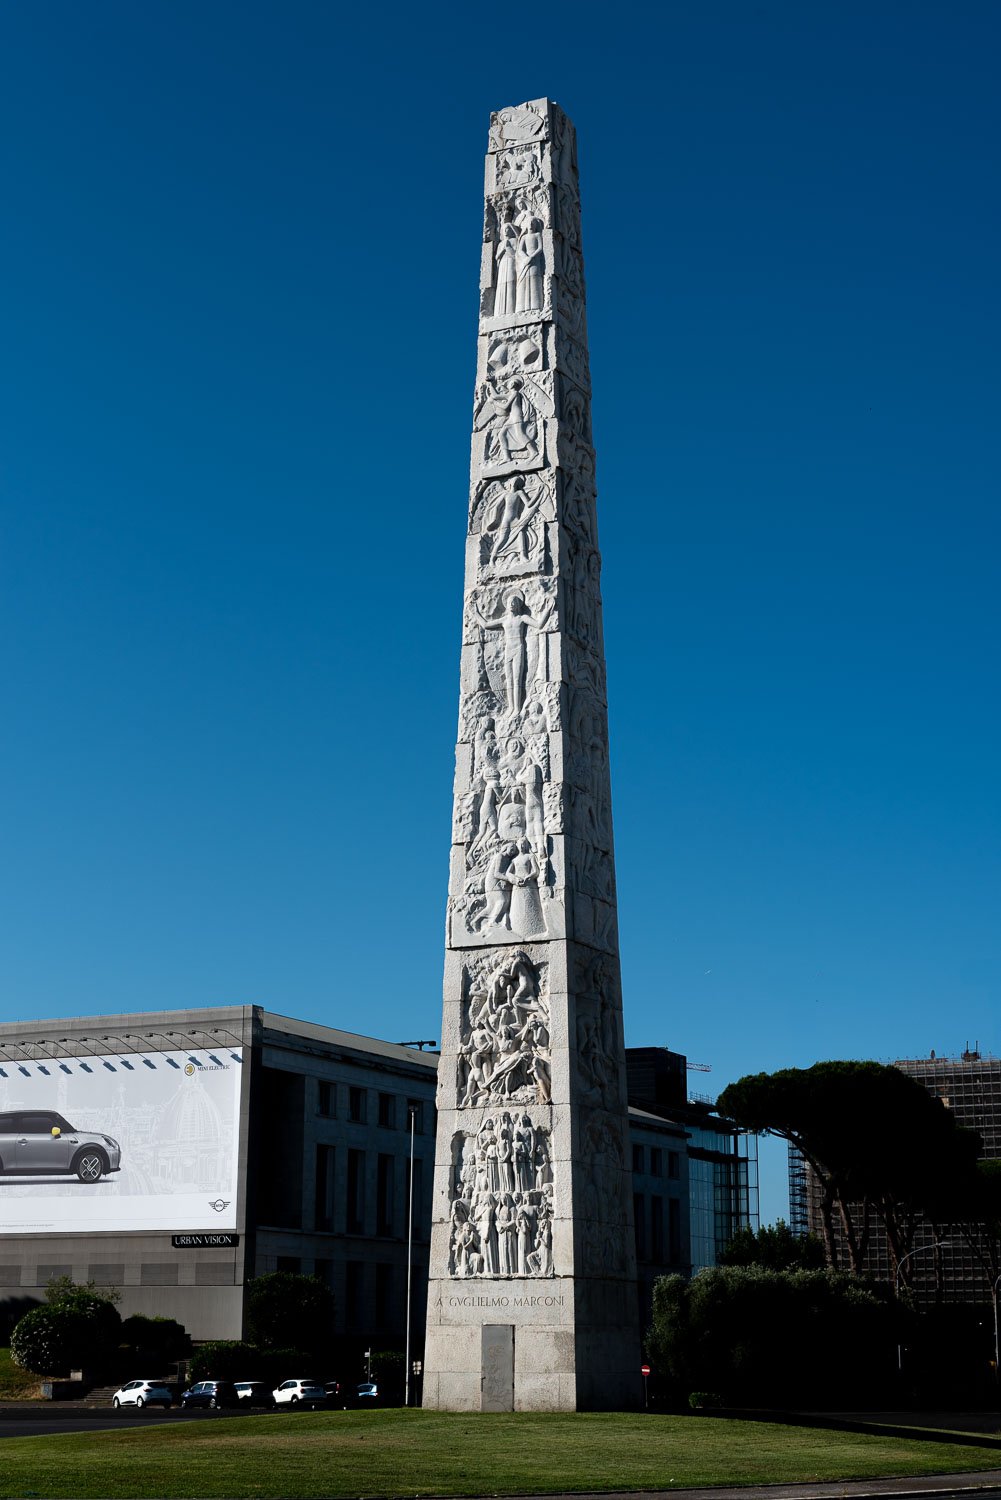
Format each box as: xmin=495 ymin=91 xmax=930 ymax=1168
xmin=717 ymin=1061 xmax=983 ymax=1279
xmin=244 ymin=1272 xmax=336 ymax=1358
xmin=719 ymin=1219 xmax=826 ymax=1271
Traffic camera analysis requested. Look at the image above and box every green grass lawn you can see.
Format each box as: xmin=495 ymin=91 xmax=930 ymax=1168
xmin=1 ymin=1410 xmax=1000 ymax=1500
xmin=0 ymin=1348 xmax=40 ymax=1401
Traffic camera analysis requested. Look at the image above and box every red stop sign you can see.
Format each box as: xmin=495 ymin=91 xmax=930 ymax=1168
xmin=641 ymin=1364 xmax=651 ymax=1376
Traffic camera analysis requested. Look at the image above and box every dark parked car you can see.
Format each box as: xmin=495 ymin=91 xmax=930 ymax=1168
xmin=180 ymin=1380 xmax=239 ymax=1410
xmin=0 ymin=1110 xmax=121 ymax=1182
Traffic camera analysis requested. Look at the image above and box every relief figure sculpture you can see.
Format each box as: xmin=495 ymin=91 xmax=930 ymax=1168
xmin=468 ymin=587 xmax=554 ymax=716
xmin=457 ymin=950 xmax=551 ymax=1107
xmin=448 ymin=1115 xmax=554 ymax=1279
xmin=494 ymin=222 xmax=519 ymax=317
xmin=516 ymin=216 xmax=545 ymax=312
xmin=475 ymin=377 xmax=541 ymax=469
xmin=508 ymin=837 xmax=545 ymax=937
xmin=479 ymin=474 xmax=548 ymax=571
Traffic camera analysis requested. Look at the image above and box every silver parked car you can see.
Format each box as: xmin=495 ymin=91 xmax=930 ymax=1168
xmin=0 ymin=1110 xmax=121 ymax=1182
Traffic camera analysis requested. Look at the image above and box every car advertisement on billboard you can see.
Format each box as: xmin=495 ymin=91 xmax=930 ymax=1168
xmin=0 ymin=1046 xmax=243 ymax=1233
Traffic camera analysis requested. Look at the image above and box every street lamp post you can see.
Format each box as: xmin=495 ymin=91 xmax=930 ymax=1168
xmin=991 ymin=1273 xmax=1001 ymax=1387
xmin=895 ymin=1240 xmax=950 ymax=1373
xmin=404 ymin=1106 xmax=416 ymax=1406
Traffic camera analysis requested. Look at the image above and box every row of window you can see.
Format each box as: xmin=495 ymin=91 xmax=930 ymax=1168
xmin=273 ymin=1256 xmax=400 ymax=1332
xmin=316 ymin=1081 xmax=426 ymax=1132
xmin=633 ymin=1192 xmax=683 ymax=1265
xmin=631 ymin=1144 xmax=681 ymax=1179
xmin=313 ymin=1145 xmax=425 ymax=1239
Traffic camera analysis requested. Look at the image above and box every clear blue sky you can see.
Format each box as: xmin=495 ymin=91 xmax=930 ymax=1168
xmin=2 ymin=3 xmax=998 ymax=1220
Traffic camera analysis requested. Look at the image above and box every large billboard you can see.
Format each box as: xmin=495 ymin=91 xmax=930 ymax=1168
xmin=0 ymin=1046 xmax=243 ymax=1234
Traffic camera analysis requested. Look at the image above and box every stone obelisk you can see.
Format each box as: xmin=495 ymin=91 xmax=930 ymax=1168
xmin=423 ymin=99 xmax=639 ymax=1412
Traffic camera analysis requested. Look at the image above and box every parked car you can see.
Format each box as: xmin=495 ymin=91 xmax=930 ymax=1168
xmin=323 ymin=1379 xmax=343 ymax=1403
xmin=354 ymin=1381 xmax=380 ymax=1405
xmin=272 ymin=1378 xmax=326 ymax=1409
xmin=233 ymin=1380 xmax=274 ymax=1406
xmin=112 ymin=1379 xmax=172 ymax=1410
xmin=0 ymin=1110 xmax=121 ymax=1182
xmin=180 ymin=1380 xmax=239 ymax=1409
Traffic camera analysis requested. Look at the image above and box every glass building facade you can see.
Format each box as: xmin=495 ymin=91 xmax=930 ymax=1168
xmin=625 ymin=1048 xmax=759 ymax=1274
xmin=687 ymin=1118 xmax=758 ymax=1272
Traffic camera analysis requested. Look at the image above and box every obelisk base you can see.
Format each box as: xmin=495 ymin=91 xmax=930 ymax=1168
xmin=422 ymin=1275 xmax=641 ymax=1411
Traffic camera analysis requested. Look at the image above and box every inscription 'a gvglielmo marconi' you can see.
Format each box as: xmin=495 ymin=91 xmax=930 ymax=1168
xmin=446 ymin=1294 xmax=565 ymax=1308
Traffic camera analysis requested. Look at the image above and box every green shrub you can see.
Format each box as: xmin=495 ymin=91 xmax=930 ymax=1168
xmin=187 ymin=1341 xmax=317 ymax=1384
xmin=648 ymin=1266 xmax=905 ymax=1408
xmin=253 ymin=1348 xmax=317 ymax=1384
xmin=689 ymin=1390 xmax=724 ymax=1410
xmin=11 ymin=1307 xmax=92 ymax=1376
xmin=120 ymin=1315 xmax=191 ymax=1364
xmin=11 ymin=1280 xmax=123 ymax=1376
xmin=188 ymin=1341 xmax=259 ymax=1382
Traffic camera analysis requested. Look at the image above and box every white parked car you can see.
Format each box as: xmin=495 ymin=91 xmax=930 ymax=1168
xmin=272 ymin=1378 xmax=326 ymax=1409
xmin=112 ymin=1379 xmax=172 ymax=1410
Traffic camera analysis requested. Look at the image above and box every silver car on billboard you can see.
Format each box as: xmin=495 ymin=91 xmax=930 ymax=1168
xmin=0 ymin=1110 xmax=121 ymax=1182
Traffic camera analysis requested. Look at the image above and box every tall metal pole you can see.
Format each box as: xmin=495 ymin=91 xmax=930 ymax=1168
xmin=992 ymin=1273 xmax=1000 ymax=1387
xmin=404 ymin=1107 xmax=415 ymax=1406
xmin=895 ymin=1240 xmax=949 ymax=1373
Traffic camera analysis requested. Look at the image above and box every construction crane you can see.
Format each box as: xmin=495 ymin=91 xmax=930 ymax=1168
xmin=686 ymin=1061 xmax=712 ymax=1072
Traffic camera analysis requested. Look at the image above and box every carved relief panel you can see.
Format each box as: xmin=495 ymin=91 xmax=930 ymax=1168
xmin=555 ymin=236 xmax=586 ymax=338
xmin=556 ymin=327 xmax=590 ymax=393
xmin=469 ymin=472 xmax=556 ymax=580
xmin=488 ymin=143 xmax=543 ymax=192
xmin=488 ymin=101 xmax=548 ymax=151
xmin=580 ymin=1114 xmax=630 ymax=1275
xmin=574 ymin=950 xmax=624 ymax=1111
xmin=457 ymin=948 xmax=551 ymax=1107
xmin=449 ymin=694 xmax=556 ymax=945
xmin=481 ymin=189 xmax=552 ymax=326
xmin=448 ymin=1112 xmax=555 ymax=1278
xmin=473 ymin=370 xmax=555 ymax=478
xmin=462 ymin=577 xmax=557 ymax=717
xmin=483 ymin=326 xmax=545 ymax=381
xmin=558 ymin=438 xmax=598 ymax=546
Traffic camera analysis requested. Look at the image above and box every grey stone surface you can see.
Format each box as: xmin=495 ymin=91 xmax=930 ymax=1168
xmin=424 ymin=98 xmax=641 ymax=1413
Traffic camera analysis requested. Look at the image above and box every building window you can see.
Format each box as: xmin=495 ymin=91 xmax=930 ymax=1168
xmin=378 ymin=1093 xmax=396 ymax=1130
xmin=668 ymin=1150 xmax=680 ymax=1180
xmin=317 ymin=1080 xmax=334 ymax=1117
xmin=406 ymin=1099 xmax=424 ymax=1133
xmin=377 ymin=1153 xmax=395 ymax=1236
xmin=276 ymin=1256 xmax=301 ymax=1274
xmin=633 ymin=1193 xmax=646 ymax=1259
xmin=314 ymin=1258 xmax=334 ymax=1288
xmin=632 ymin=1144 xmax=644 ymax=1175
xmin=345 ymin=1261 xmax=363 ymax=1330
xmin=375 ymin=1263 xmax=393 ymax=1327
xmin=87 ymin=1263 xmax=124 ymax=1286
xmin=347 ymin=1149 xmax=365 ymax=1234
xmin=315 ymin=1144 xmax=334 ymax=1231
xmin=349 ymin=1087 xmax=367 ymax=1123
xmin=650 ymin=1195 xmax=665 ymax=1263
xmin=669 ymin=1197 xmax=681 ymax=1263
xmin=406 ymin=1156 xmax=424 ymax=1238
xmin=650 ymin=1148 xmax=663 ymax=1177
